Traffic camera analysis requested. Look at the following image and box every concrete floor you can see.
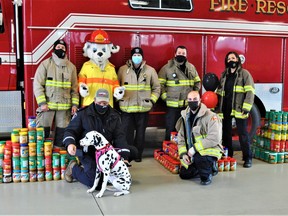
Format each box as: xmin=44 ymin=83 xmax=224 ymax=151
xmin=1 ymin=149 xmax=288 ymax=215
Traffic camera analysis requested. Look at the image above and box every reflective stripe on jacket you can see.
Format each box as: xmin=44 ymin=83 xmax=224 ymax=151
xmin=216 ymin=67 xmax=255 ymax=119
xmin=175 ymin=104 xmax=224 ymax=168
xmin=78 ymin=60 xmax=119 ymax=107
xmin=33 ymin=53 xmax=79 ymax=110
xmin=117 ymin=60 xmax=160 ymax=113
xmin=158 ymin=59 xmax=201 ymax=108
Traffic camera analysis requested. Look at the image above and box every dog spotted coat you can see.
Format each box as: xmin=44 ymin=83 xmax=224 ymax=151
xmin=80 ymin=131 xmax=131 ymax=197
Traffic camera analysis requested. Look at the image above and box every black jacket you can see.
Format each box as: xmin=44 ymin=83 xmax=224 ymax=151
xmin=63 ymin=102 xmax=130 ymax=159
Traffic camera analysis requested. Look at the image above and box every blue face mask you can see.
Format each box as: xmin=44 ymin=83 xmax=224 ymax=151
xmin=132 ymin=56 xmax=143 ymax=65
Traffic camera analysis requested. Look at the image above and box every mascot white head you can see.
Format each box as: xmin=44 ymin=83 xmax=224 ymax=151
xmin=82 ymin=29 xmax=120 ymax=71
xmin=79 ymin=29 xmax=125 ymax=104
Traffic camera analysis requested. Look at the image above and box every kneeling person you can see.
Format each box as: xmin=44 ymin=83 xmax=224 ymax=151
xmin=63 ymin=88 xmax=137 ymax=187
xmin=176 ymin=91 xmax=224 ymax=185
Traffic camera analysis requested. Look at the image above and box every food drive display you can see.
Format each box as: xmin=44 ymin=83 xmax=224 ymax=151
xmin=0 ymin=124 xmax=75 ymax=183
xmin=252 ymin=110 xmax=288 ymax=164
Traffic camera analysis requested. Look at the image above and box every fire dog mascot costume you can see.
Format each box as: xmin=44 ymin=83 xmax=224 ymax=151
xmin=79 ymin=29 xmax=125 ymax=107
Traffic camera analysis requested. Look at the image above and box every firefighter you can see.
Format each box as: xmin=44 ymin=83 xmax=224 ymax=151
xmin=117 ymin=47 xmax=161 ymax=162
xmin=216 ymin=51 xmax=255 ymax=168
xmin=176 ymin=90 xmax=223 ymax=185
xmin=33 ymin=39 xmax=79 ymax=147
xmin=158 ymin=45 xmax=201 ymax=141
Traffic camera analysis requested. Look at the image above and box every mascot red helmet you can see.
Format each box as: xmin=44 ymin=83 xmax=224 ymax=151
xmin=89 ymin=29 xmax=111 ymax=44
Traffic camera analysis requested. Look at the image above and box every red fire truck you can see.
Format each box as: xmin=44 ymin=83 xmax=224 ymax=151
xmin=0 ymin=0 xmax=287 ymax=136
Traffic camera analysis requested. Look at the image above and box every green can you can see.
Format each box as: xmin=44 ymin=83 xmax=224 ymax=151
xmin=12 ymin=156 xmax=20 ymax=170
xmin=52 ymin=153 xmax=60 ymax=168
xmin=36 ymin=142 xmax=44 ymax=156
xmin=37 ymin=155 xmax=45 ymax=170
xmin=254 ymin=147 xmax=260 ymax=159
xmin=60 ymin=153 xmax=68 ymax=168
xmin=29 ymin=156 xmax=37 ymax=170
xmin=284 ymin=153 xmax=288 ymax=163
xmin=264 ymin=151 xmax=270 ymax=162
xmin=277 ymin=152 xmax=284 ymax=163
xmin=269 ymin=152 xmax=277 ymax=164
xmin=20 ymin=157 xmax=29 ymax=171
xmin=28 ymin=130 xmax=36 ymax=143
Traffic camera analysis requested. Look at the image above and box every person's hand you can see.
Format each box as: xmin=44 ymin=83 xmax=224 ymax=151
xmin=188 ymin=147 xmax=196 ymax=157
xmin=182 ymin=154 xmax=192 ymax=166
xmin=40 ymin=104 xmax=49 ymax=112
xmin=67 ymin=144 xmax=77 ymax=156
xmin=71 ymin=106 xmax=78 ymax=115
xmin=242 ymin=110 xmax=249 ymax=115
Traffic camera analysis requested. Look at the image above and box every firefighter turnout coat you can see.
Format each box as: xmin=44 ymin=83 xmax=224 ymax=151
xmin=175 ymin=104 xmax=224 ymax=168
xmin=158 ymin=59 xmax=201 ymax=108
xmin=117 ymin=60 xmax=160 ymax=113
xmin=216 ymin=66 xmax=255 ymax=119
xmin=78 ymin=60 xmax=119 ymax=107
xmin=33 ymin=53 xmax=79 ymax=110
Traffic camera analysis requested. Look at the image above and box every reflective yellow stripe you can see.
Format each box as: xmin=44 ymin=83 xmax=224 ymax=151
xmin=233 ymin=109 xmax=248 ymax=119
xmin=161 ymin=92 xmax=167 ymax=100
xmin=166 ymin=80 xmax=192 ymax=87
xmin=46 ymin=80 xmax=72 ymax=88
xmin=243 ymin=102 xmax=252 ymax=110
xmin=194 ymin=76 xmax=201 ymax=82
xmin=36 ymin=95 xmax=46 ymax=104
xmin=198 ymin=148 xmax=222 ymax=159
xmin=244 ymin=85 xmax=255 ymax=93
xmin=72 ymin=98 xmax=79 ymax=105
xmin=234 ymin=85 xmax=244 ymax=93
xmin=47 ymin=102 xmax=71 ymax=110
xmin=180 ymin=160 xmax=189 ymax=169
xmin=124 ymin=84 xmax=151 ymax=91
xmin=178 ymin=146 xmax=187 ymax=157
xmin=119 ymin=105 xmax=151 ymax=113
xmin=159 ymin=78 xmax=166 ymax=84
xmin=167 ymin=100 xmax=185 ymax=108
xmin=151 ymin=94 xmax=158 ymax=103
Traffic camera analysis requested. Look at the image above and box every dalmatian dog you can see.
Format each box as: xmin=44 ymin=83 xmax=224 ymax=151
xmin=79 ymin=130 xmax=131 ymax=198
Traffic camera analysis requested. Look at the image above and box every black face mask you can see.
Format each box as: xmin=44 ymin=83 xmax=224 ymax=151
xmin=226 ymin=61 xmax=238 ymax=69
xmin=54 ymin=49 xmax=66 ymax=59
xmin=188 ymin=101 xmax=199 ymax=111
xmin=95 ymin=104 xmax=108 ymax=115
xmin=175 ymin=55 xmax=186 ymax=63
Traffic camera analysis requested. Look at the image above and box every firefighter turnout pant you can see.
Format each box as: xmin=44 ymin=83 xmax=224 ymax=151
xmin=222 ymin=114 xmax=252 ymax=160
xmin=121 ymin=112 xmax=149 ymax=159
xmin=37 ymin=109 xmax=71 ymax=146
xmin=179 ymin=153 xmax=216 ymax=180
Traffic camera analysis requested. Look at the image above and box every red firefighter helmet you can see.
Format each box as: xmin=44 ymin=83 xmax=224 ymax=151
xmin=89 ymin=29 xmax=111 ymax=44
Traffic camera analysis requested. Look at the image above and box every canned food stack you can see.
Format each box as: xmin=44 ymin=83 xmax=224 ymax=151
xmin=44 ymin=140 xmax=53 ymax=181
xmin=1 ymin=124 xmax=74 ymax=183
xmin=60 ymin=150 xmax=68 ymax=180
xmin=154 ymin=149 xmax=180 ymax=174
xmin=154 ymin=132 xmax=181 ymax=174
xmin=36 ymin=127 xmax=45 ymax=181
xmin=0 ymin=141 xmax=5 ymax=183
xmin=252 ymin=110 xmax=288 ymax=164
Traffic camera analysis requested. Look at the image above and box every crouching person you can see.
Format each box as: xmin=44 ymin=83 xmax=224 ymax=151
xmin=62 ymin=88 xmax=138 ymax=187
xmin=176 ymin=90 xmax=224 ymax=185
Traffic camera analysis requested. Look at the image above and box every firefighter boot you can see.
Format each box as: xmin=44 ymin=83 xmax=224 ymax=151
xmin=44 ymin=127 xmax=51 ymax=138
xmin=54 ymin=127 xmax=65 ymax=147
